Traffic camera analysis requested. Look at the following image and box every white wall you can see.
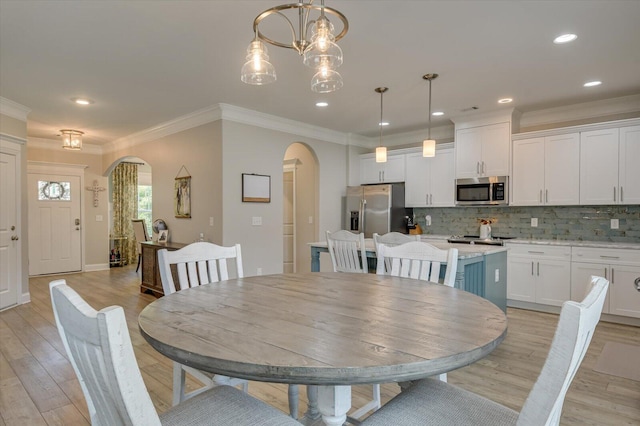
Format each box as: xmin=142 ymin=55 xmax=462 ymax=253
xmin=221 ymin=120 xmax=347 ymax=276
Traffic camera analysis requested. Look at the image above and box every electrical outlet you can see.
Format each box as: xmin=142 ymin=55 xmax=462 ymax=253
xmin=425 ymin=215 xmax=432 ymax=226
xmin=209 ymin=216 xmax=214 ymax=226
xmin=257 ymin=267 xmax=263 ymax=275
xmin=95 ymin=215 xmax=103 ymax=222
xmin=252 ymin=216 xmax=262 ymax=226
xmin=308 ymin=216 xmax=313 ymax=224
xmin=531 ymin=218 xmax=538 ymax=227
xmin=611 ymin=218 xmax=619 ymax=229
xmin=495 ymin=269 xmax=500 ymax=282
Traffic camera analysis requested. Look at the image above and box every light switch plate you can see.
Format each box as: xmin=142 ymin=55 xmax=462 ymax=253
xmin=95 ymin=215 xmax=103 ymax=222
xmin=531 ymin=218 xmax=538 ymax=227
xmin=209 ymin=216 xmax=214 ymax=226
xmin=611 ymin=218 xmax=619 ymax=229
xmin=252 ymin=216 xmax=262 ymax=226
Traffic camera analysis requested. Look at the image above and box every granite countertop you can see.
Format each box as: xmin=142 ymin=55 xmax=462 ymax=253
xmin=309 ymin=238 xmax=507 ymax=259
xmin=505 ymin=239 xmax=640 ymax=250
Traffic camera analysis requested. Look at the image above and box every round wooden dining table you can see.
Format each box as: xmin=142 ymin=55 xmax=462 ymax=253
xmin=138 ymin=272 xmax=507 ymax=426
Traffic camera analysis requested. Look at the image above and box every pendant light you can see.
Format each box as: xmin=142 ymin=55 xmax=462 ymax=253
xmin=375 ymin=87 xmax=388 ymax=163
xmin=422 ymin=73 xmax=438 ymax=157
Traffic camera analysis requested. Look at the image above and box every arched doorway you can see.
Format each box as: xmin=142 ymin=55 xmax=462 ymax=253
xmin=283 ymin=143 xmax=319 ymax=274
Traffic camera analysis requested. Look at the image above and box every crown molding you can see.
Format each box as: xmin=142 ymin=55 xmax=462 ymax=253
xmin=28 ymin=137 xmax=103 ymax=155
xmin=519 ymin=94 xmax=640 ymax=129
xmin=1 ymin=132 xmax=27 ymax=145
xmin=450 ymin=108 xmax=521 ymax=130
xmin=0 ymin=97 xmax=31 ymax=122
xmin=218 ymin=103 xmax=350 ymax=145
xmin=378 ymin=124 xmax=455 ymax=148
xmin=513 ymin=117 xmax=640 ymax=140
xmin=104 ymin=105 xmax=222 ymax=154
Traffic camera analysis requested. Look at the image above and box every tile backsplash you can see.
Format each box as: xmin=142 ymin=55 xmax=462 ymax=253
xmin=414 ymin=205 xmax=640 ymax=242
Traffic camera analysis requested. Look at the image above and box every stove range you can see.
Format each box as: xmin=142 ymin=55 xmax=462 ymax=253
xmin=447 ymin=235 xmax=515 ymax=246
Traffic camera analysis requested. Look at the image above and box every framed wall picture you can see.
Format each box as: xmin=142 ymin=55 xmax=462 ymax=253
xmin=175 ymin=176 xmax=191 ymax=218
xmin=242 ymin=173 xmax=270 ymax=203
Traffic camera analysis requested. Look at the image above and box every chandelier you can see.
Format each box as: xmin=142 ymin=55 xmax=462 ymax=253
xmin=241 ymin=0 xmax=349 ymax=93
xmin=60 ymin=129 xmax=84 ymax=150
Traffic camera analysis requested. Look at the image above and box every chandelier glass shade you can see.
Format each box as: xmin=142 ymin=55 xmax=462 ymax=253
xmin=422 ymin=73 xmax=438 ymax=157
xmin=375 ymin=87 xmax=388 ymax=163
xmin=60 ymin=129 xmax=83 ymax=150
xmin=241 ymin=1 xmax=348 ymax=93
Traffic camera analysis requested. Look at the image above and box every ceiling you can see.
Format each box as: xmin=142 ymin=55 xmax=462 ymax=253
xmin=1 ymin=1 xmax=639 ymax=146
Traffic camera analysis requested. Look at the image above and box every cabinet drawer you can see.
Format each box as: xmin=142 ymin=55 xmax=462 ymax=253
xmin=571 ymin=247 xmax=640 ymax=266
xmin=506 ymin=244 xmax=571 ymax=259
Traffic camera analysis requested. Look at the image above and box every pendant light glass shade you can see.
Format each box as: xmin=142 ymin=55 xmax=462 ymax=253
xmin=423 ymin=73 xmax=438 ymax=157
xmin=311 ymin=65 xmax=343 ymax=93
xmin=376 ymin=146 xmax=387 ymax=163
xmin=240 ymin=39 xmax=277 ymax=85
xmin=423 ymin=139 xmax=436 ymax=157
xmin=303 ymin=16 xmax=343 ymax=69
xmin=60 ymin=129 xmax=83 ymax=150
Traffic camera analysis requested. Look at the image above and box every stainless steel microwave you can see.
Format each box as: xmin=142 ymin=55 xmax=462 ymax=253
xmin=455 ymin=176 xmax=508 ymax=205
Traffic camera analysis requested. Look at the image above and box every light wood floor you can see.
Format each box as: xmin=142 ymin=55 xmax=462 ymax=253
xmin=1 ymin=266 xmax=639 ymax=425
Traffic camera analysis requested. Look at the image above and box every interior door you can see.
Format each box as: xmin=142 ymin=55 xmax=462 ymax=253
xmin=28 ymin=173 xmax=82 ymax=275
xmin=0 ymin=152 xmax=19 ymax=309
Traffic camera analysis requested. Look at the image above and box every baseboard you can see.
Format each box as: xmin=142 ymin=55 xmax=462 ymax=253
xmin=507 ymin=299 xmax=639 ymax=326
xmin=85 ymin=263 xmax=110 ymax=272
xmin=21 ymin=292 xmax=31 ymax=304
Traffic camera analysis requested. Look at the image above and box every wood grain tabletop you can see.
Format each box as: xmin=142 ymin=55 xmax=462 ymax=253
xmin=138 ymin=272 xmax=507 ymax=386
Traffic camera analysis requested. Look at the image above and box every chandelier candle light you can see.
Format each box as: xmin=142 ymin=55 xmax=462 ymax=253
xmin=422 ymin=73 xmax=438 ymax=157
xmin=241 ymin=0 xmax=348 ymax=93
xmin=60 ymin=129 xmax=84 ymax=150
xmin=375 ymin=87 xmax=388 ymax=163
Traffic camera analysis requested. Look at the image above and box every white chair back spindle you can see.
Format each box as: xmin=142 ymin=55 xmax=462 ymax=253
xmin=373 ymin=232 xmax=420 ymax=273
xmin=376 ymin=241 xmax=458 ymax=287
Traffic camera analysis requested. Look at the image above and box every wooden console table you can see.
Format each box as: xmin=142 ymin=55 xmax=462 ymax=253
xmin=140 ymin=241 xmax=187 ymax=296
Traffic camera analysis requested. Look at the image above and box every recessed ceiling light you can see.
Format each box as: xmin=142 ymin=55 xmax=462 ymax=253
xmin=583 ymin=80 xmax=602 ymax=87
xmin=378 ymin=122 xmax=390 ymax=126
xmin=553 ymin=33 xmax=577 ymax=44
xmin=315 ymin=101 xmax=328 ymax=107
xmin=72 ymin=97 xmax=94 ymax=105
xmin=498 ymin=98 xmax=513 ymax=104
xmin=432 ymin=111 xmax=444 ymax=116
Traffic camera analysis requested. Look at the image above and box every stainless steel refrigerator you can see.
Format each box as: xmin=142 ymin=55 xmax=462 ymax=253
xmin=345 ymin=183 xmax=410 ymax=238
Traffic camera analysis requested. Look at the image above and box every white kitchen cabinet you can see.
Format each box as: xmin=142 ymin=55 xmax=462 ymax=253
xmin=360 ymin=154 xmax=405 ymax=184
xmin=619 ymin=125 xmax=640 ymax=205
xmin=511 ymin=133 xmax=580 ymax=206
xmin=571 ymin=247 xmax=640 ymax=318
xmin=580 ymin=125 xmax=639 ymax=205
xmin=507 ymin=244 xmax=571 ymax=307
xmin=405 ymin=149 xmax=455 ymax=207
xmin=455 ymin=122 xmax=510 ymax=179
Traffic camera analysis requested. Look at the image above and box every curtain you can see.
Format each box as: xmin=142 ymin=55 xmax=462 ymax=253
xmin=112 ymin=163 xmax=138 ymax=265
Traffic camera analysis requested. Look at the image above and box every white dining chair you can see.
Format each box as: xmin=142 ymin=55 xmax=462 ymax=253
xmin=325 ymin=230 xmax=376 ymax=419
xmin=361 ymin=276 xmax=609 ymax=426
xmin=375 ymin=240 xmax=458 ymax=386
xmin=326 ymin=230 xmax=368 ymax=273
xmin=376 ymin=240 xmax=458 ymax=288
xmin=132 ymin=218 xmax=150 ymax=272
xmin=157 ymin=242 xmax=249 ymax=405
xmin=372 ymin=232 xmax=420 ymax=274
xmin=49 ymin=280 xmax=300 ymax=426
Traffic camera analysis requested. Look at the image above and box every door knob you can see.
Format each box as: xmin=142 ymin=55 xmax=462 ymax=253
xmin=635 ymin=277 xmax=640 ymax=292
xmin=11 ymin=235 xmax=19 ymax=241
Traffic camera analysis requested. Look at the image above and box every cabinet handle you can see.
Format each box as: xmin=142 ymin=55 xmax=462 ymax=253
xmin=382 ymin=171 xmax=385 ymax=181
xmin=426 ymin=194 xmax=429 ymax=205
xmin=600 ymin=255 xmax=620 ymax=259
xmin=482 ymin=161 xmax=486 ymax=174
xmin=611 ymin=267 xmax=614 ymax=284
xmin=476 ymin=162 xmax=480 ymax=174
xmin=621 ymin=187 xmax=624 ymax=203
xmin=545 ymin=189 xmax=548 ymax=203
xmin=539 ymin=190 xmax=542 ymax=203
xmin=604 ymin=268 xmax=607 ymax=280
xmin=528 ymin=250 xmax=545 ymax=254
xmin=430 ymin=194 xmax=433 ymax=205
xmin=613 ymin=186 xmax=616 ymax=202
xmin=537 ymin=262 xmax=540 ymax=276
xmin=531 ymin=262 xmax=534 ymax=276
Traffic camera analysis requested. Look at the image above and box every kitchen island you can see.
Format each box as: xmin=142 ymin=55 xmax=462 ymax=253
xmin=309 ymin=239 xmax=508 ymax=312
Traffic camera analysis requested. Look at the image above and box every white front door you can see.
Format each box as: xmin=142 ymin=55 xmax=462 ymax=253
xmin=28 ymin=173 xmax=82 ymax=275
xmin=0 ymin=152 xmax=20 ymax=309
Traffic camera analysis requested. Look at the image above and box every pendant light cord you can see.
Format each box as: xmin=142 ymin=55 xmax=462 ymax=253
xmin=379 ymin=90 xmax=383 ymax=147
xmin=428 ymin=78 xmax=432 ymax=140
